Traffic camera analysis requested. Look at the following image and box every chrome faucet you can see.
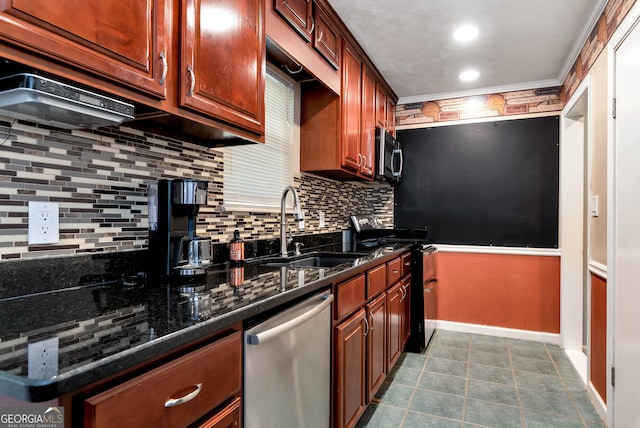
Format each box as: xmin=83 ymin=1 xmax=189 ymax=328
xmin=280 ymin=186 xmax=304 ymax=257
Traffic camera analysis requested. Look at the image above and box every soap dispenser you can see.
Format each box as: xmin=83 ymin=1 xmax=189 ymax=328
xmin=229 ymin=226 xmax=244 ymax=262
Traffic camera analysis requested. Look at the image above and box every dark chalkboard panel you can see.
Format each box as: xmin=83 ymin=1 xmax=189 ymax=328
xmin=395 ymin=116 xmax=559 ymax=248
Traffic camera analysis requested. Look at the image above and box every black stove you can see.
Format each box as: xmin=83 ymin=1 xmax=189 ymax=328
xmin=350 ymin=215 xmax=437 ymax=353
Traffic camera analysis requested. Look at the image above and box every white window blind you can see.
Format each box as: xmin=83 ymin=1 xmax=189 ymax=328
xmin=223 ymin=70 xmax=295 ymax=211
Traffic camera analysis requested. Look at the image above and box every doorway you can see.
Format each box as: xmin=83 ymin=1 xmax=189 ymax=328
xmin=560 ymin=84 xmax=589 ymax=383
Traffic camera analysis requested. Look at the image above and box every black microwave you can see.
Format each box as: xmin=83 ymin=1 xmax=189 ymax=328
xmin=375 ymin=127 xmax=403 ymax=185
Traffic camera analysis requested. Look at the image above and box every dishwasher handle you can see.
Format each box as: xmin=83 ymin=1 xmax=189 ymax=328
xmin=247 ymin=294 xmax=334 ymax=345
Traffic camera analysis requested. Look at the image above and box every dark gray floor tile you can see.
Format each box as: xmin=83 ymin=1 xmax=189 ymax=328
xmin=470 ymin=335 xmax=509 ymax=355
xmin=571 ymin=391 xmax=605 ymax=423
xmin=586 ymin=421 xmax=607 ymax=428
xmin=374 ymin=382 xmax=415 ymax=409
xmin=425 ymin=357 xmax=469 ymax=377
xmin=514 ymin=371 xmax=566 ymax=393
xmin=523 ymin=410 xmax=584 ymax=428
xmin=403 ymin=411 xmax=463 ymax=428
xmin=470 ymin=350 xmax=512 ymax=369
xmin=430 ymin=345 xmax=470 ymax=362
xmin=511 ymin=356 xmax=558 ymax=376
xmin=509 ymin=344 xmax=552 ymax=361
xmin=410 ymin=389 xmax=465 ymax=421
xmin=356 ymin=403 xmax=406 ymax=428
xmin=471 ymin=341 xmax=509 ymax=355
xmin=387 ymin=366 xmax=422 ymax=387
xmin=519 ymin=388 xmax=580 ymax=419
xmin=468 ymin=364 xmax=515 ymax=385
xmin=398 ymin=352 xmax=429 ymax=371
xmin=464 ymin=398 xmax=523 ymax=428
xmin=433 ymin=335 xmax=471 ymax=350
xmin=563 ymin=376 xmax=588 ymax=393
xmin=508 ymin=338 xmax=548 ymax=349
xmin=555 ymin=360 xmax=581 ymax=380
xmin=466 ymin=379 xmax=519 ymax=406
xmin=418 ymin=372 xmax=467 ymax=396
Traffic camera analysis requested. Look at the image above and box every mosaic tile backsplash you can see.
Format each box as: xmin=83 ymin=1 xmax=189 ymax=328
xmin=0 ymin=119 xmax=394 ymax=260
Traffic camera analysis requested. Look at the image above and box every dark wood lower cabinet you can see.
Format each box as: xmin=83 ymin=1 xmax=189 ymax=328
xmin=333 ymin=252 xmax=411 ymax=428
xmin=366 ymin=293 xmax=387 ymax=402
xmin=197 ymin=397 xmax=241 ymax=428
xmin=335 ymin=308 xmax=367 ymax=428
xmin=387 ymin=282 xmax=403 ymax=369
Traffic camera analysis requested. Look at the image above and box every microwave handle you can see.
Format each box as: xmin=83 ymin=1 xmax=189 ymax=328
xmin=392 ymin=148 xmax=403 ymax=177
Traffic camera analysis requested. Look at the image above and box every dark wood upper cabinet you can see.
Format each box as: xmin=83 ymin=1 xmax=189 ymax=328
xmin=361 ymin=66 xmax=376 ymax=178
xmin=341 ymin=42 xmax=362 ymax=174
xmin=313 ymin=5 xmax=340 ymax=69
xmin=376 ymin=83 xmax=387 ymax=128
xmin=180 ymin=0 xmax=265 ymax=136
xmin=273 ymin=0 xmax=313 ymax=41
xmin=0 ymin=0 xmax=170 ymax=99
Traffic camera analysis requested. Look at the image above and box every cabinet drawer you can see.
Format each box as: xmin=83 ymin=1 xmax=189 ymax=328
xmin=401 ymin=252 xmax=412 ymax=277
xmin=366 ymin=264 xmax=386 ymax=299
xmin=84 ymin=332 xmax=241 ymax=428
xmin=336 ymin=274 xmax=366 ymax=320
xmin=386 ymin=257 xmax=402 ymax=286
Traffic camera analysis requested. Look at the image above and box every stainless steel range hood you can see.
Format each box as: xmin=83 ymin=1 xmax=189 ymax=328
xmin=0 ymin=73 xmax=134 ymax=129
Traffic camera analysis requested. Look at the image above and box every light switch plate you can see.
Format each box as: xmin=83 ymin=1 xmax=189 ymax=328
xmin=28 ymin=201 xmax=60 ymax=244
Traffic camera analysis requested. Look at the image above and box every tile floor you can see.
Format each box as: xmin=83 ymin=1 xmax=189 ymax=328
xmin=357 ymin=330 xmax=606 ymax=428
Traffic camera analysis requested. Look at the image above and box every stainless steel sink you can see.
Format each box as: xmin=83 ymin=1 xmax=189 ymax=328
xmin=260 ymin=252 xmax=367 ymax=269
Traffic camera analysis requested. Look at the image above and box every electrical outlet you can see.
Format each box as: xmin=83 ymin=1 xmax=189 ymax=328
xmin=319 ymin=211 xmax=325 ymax=229
xmin=28 ymin=201 xmax=59 ymax=245
xmin=28 ymin=337 xmax=59 ymax=380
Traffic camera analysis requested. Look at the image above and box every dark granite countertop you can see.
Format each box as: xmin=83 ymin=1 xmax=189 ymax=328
xmin=0 ymin=241 xmax=410 ymax=402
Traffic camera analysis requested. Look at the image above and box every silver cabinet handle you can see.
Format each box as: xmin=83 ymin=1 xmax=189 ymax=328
xmin=187 ymin=66 xmax=195 ymax=96
xmin=247 ymin=294 xmax=334 ymax=345
xmin=368 ymin=313 xmax=374 ymax=332
xmin=358 ymin=153 xmax=363 ymax=167
xmin=310 ymin=17 xmax=315 ymax=34
xmin=399 ymin=285 xmax=406 ymax=301
xmin=158 ymin=51 xmax=168 ymax=86
xmin=362 ymin=155 xmax=367 ymax=169
xmin=164 ymin=383 xmax=202 ymax=407
xmin=363 ymin=313 xmax=370 ymax=337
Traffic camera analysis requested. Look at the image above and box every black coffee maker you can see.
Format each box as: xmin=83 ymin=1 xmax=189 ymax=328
xmin=148 ymin=179 xmax=211 ymax=278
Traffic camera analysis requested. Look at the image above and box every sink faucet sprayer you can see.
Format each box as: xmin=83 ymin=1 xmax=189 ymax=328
xmin=280 ymin=186 xmax=304 ymax=257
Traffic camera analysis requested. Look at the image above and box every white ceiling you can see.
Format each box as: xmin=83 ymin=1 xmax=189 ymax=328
xmin=326 ymin=0 xmax=607 ymax=104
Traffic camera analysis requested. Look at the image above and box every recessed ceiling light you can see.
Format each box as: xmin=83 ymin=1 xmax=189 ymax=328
xmin=453 ymin=25 xmax=479 ymax=42
xmin=459 ymin=69 xmax=480 ymax=81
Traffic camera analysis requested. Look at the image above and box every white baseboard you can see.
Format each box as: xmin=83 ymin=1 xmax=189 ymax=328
xmin=434 ymin=320 xmax=561 ymax=344
xmin=587 ymin=381 xmax=608 ymax=422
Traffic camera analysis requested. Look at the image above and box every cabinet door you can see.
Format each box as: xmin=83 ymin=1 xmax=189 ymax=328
xmin=0 ymin=0 xmax=169 ymax=98
xmin=341 ymin=42 xmax=362 ymax=173
xmin=313 ymin=5 xmax=340 ymax=69
xmin=375 ymin=84 xmax=387 ymax=128
xmin=274 ymin=0 xmax=313 ymax=42
xmin=401 ymin=276 xmax=411 ymax=349
xmin=386 ymin=98 xmax=396 ymax=136
xmin=360 ymin=67 xmax=376 ymax=178
xmin=198 ymin=397 xmax=241 ymax=428
xmin=180 ymin=0 xmax=265 ymax=135
xmin=387 ymin=282 xmax=402 ymax=368
xmin=367 ymin=293 xmax=387 ymax=402
xmin=335 ymin=308 xmax=367 ymax=428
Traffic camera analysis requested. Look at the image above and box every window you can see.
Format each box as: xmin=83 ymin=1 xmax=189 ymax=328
xmin=223 ymin=68 xmax=297 ymax=212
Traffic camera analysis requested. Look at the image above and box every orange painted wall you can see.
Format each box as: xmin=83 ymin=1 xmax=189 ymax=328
xmin=436 ymin=252 xmax=560 ymax=333
xmin=590 ymin=273 xmax=607 ymax=402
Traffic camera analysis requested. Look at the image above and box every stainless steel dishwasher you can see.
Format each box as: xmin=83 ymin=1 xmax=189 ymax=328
xmin=244 ymin=291 xmax=334 ymax=428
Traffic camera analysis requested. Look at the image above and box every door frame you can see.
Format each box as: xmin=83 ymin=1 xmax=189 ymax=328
xmin=560 ymin=77 xmax=590 ymax=381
